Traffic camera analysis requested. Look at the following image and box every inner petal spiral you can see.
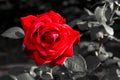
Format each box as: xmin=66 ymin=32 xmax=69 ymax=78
xmin=41 ymin=31 xmax=60 ymax=44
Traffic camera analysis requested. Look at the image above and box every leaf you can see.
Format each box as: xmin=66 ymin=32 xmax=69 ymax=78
xmin=16 ymin=73 xmax=35 ymax=80
xmin=90 ymin=27 xmax=104 ymax=40
xmin=115 ymin=10 xmax=120 ymax=16
xmin=1 ymin=27 xmax=24 ymax=39
xmin=29 ymin=66 xmax=38 ymax=77
xmin=68 ymin=18 xmax=83 ymax=28
xmin=103 ymin=58 xmax=119 ymax=66
xmin=97 ymin=45 xmax=113 ymax=61
xmin=77 ymin=21 xmax=100 ymax=31
xmin=8 ymin=67 xmax=35 ymax=80
xmin=102 ymin=23 xmax=114 ymax=35
xmin=64 ymin=55 xmax=87 ymax=77
xmin=109 ymin=3 xmax=114 ymax=12
xmin=76 ymin=21 xmax=89 ymax=30
xmin=0 ymin=76 xmax=15 ymax=80
xmin=115 ymin=0 xmax=120 ymax=6
xmin=113 ymin=57 xmax=120 ymax=68
xmin=105 ymin=6 xmax=113 ymax=23
xmin=84 ymin=8 xmax=94 ymax=16
xmin=116 ymin=69 xmax=120 ymax=78
xmin=87 ymin=21 xmax=100 ymax=28
xmin=94 ymin=6 xmax=107 ymax=23
xmin=77 ymin=41 xmax=99 ymax=57
xmin=8 ymin=67 xmax=28 ymax=76
xmin=79 ymin=41 xmax=99 ymax=52
xmin=105 ymin=0 xmax=113 ymax=3
xmin=95 ymin=3 xmax=114 ymax=25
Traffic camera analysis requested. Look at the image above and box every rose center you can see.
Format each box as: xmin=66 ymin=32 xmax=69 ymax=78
xmin=41 ymin=31 xmax=60 ymax=44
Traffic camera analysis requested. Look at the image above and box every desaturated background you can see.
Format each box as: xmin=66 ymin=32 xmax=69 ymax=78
xmin=0 ymin=0 xmax=120 ymax=80
xmin=0 ymin=0 xmax=95 ymax=76
xmin=0 ymin=0 xmax=96 ymax=66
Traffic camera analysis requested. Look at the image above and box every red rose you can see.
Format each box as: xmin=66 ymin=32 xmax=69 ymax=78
xmin=20 ymin=11 xmax=80 ymax=66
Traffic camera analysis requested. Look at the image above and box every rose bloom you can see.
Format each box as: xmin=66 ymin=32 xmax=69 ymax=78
xmin=20 ymin=11 xmax=80 ymax=66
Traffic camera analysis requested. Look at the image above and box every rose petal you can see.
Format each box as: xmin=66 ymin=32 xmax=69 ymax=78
xmin=64 ymin=46 xmax=73 ymax=57
xmin=35 ymin=14 xmax=52 ymax=24
xmin=23 ymin=23 xmax=44 ymax=50
xmin=33 ymin=51 xmax=51 ymax=65
xmin=36 ymin=45 xmax=47 ymax=57
xmin=24 ymin=36 xmax=36 ymax=50
xmin=48 ymin=11 xmax=66 ymax=24
xmin=50 ymin=56 xmax=67 ymax=66
xmin=37 ymin=11 xmax=65 ymax=24
xmin=20 ymin=15 xmax=36 ymax=33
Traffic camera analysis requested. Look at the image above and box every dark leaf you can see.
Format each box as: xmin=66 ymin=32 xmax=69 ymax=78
xmin=76 ymin=21 xmax=89 ymax=30
xmin=68 ymin=18 xmax=83 ymax=28
xmin=90 ymin=27 xmax=104 ymax=40
xmin=1 ymin=27 xmax=24 ymax=39
xmin=97 ymin=45 xmax=113 ymax=61
xmin=105 ymin=5 xmax=113 ymax=23
xmin=16 ymin=73 xmax=35 ymax=80
xmin=33 ymin=64 xmax=54 ymax=80
xmin=103 ymin=59 xmax=119 ymax=66
xmin=8 ymin=67 xmax=35 ymax=80
xmin=0 ymin=76 xmax=14 ymax=80
xmin=113 ymin=57 xmax=120 ymax=68
xmin=64 ymin=55 xmax=87 ymax=77
xmin=8 ymin=67 xmax=29 ymax=76
xmin=79 ymin=41 xmax=99 ymax=52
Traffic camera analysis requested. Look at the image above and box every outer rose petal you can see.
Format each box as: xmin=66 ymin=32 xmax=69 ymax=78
xmin=37 ymin=11 xmax=66 ymax=24
xmin=20 ymin=15 xmax=36 ymax=33
xmin=50 ymin=55 xmax=67 ymax=66
xmin=63 ymin=32 xmax=80 ymax=57
xmin=48 ymin=11 xmax=66 ymax=24
xmin=34 ymin=15 xmax=52 ymax=25
xmin=64 ymin=46 xmax=74 ymax=57
xmin=33 ymin=51 xmax=50 ymax=65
